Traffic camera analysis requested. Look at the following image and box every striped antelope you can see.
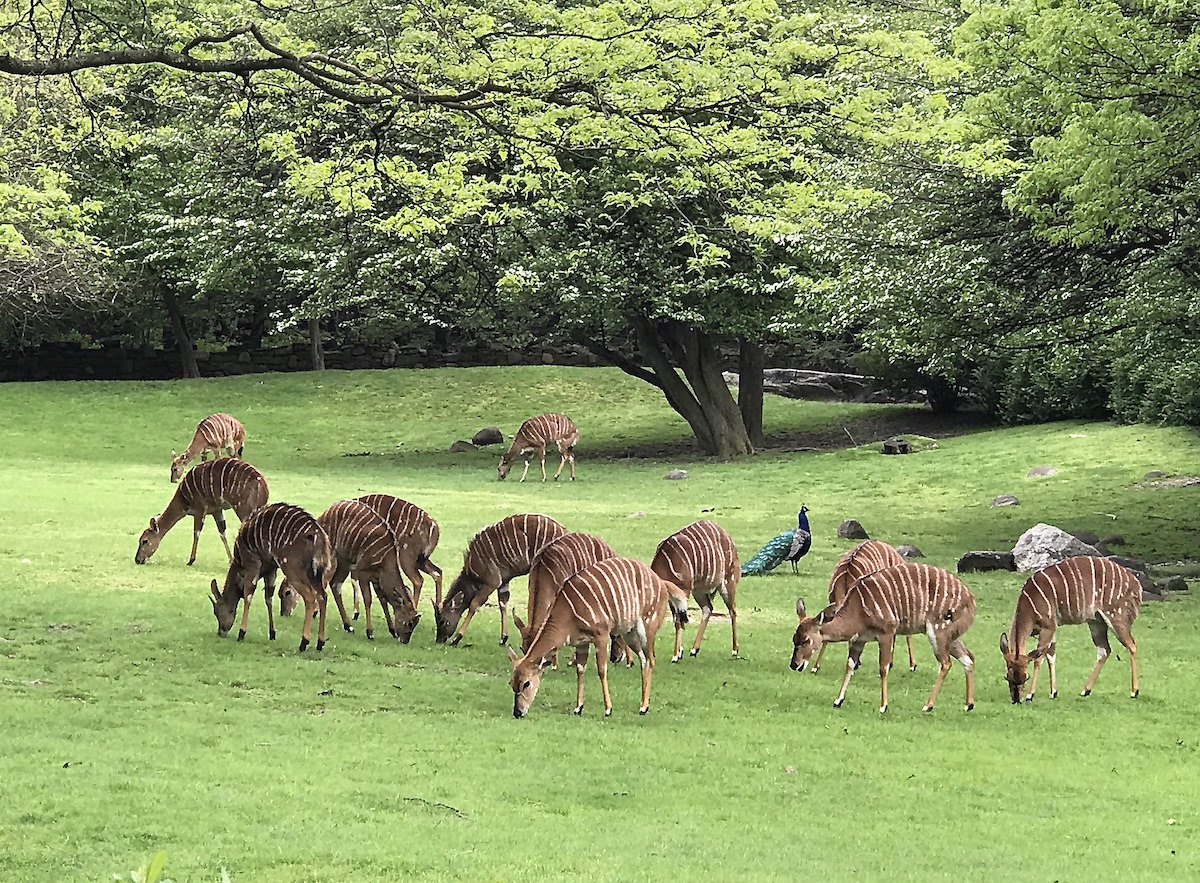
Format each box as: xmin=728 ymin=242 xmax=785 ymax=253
xmin=811 ymin=540 xmax=910 ymax=674
xmin=497 ymin=413 xmax=579 ymax=482
xmin=354 ymin=494 xmax=443 ymax=609
xmin=136 ymin=458 xmax=269 ymax=566
xmin=209 ymin=502 xmax=333 ymax=652
xmin=170 ymin=413 xmax=246 ymax=482
xmin=506 ymin=556 xmax=680 ymax=717
xmin=434 ymin=513 xmax=568 ymax=645
xmin=650 ymin=520 xmax=739 ymax=662
xmin=512 ymin=531 xmax=617 ymax=666
xmin=999 ymin=555 xmax=1141 ymax=703
xmin=314 ymin=500 xmax=421 ymax=643
xmin=791 ymin=563 xmax=977 ymax=713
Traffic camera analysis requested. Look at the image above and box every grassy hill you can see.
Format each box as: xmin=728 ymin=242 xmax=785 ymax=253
xmin=0 ymin=367 xmax=1196 ymax=881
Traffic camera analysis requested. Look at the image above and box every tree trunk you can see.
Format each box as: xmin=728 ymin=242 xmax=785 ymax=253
xmin=628 ymin=318 xmax=753 ymax=457
xmin=309 ymin=317 xmax=325 ymax=371
xmin=738 ymin=337 xmax=765 ymax=449
xmin=161 ymin=284 xmax=200 ymax=379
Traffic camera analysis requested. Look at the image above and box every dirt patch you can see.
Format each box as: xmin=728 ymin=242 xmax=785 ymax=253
xmin=591 ymin=409 xmax=995 ymax=460
xmin=1137 ymin=476 xmax=1200 ymax=490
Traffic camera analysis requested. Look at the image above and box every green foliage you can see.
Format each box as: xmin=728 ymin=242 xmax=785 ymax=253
xmin=973 ymin=345 xmax=1113 ymax=425
xmin=1 ymin=368 xmax=1200 ymax=880
xmin=113 ymin=851 xmax=171 ymax=883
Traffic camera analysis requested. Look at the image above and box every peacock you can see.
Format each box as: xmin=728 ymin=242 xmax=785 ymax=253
xmin=741 ymin=506 xmax=812 ymax=576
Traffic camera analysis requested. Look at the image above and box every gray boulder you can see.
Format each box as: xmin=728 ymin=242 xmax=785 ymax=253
xmin=990 ymin=494 xmax=1021 ymax=507
xmin=1011 ymin=523 xmax=1103 ymax=572
xmin=837 ymin=520 xmax=870 ymax=540
xmin=895 ymin=544 xmax=924 ymax=559
xmin=881 ymin=437 xmax=912 ymax=455
xmin=1108 ymin=555 xmax=1148 ymax=575
xmin=957 ymin=551 xmax=1017 ymax=573
xmin=471 ymin=426 xmax=504 ymax=446
xmin=1026 ymin=465 xmax=1057 ymax=478
xmin=449 ymin=440 xmax=477 ymax=453
xmin=1100 ymin=534 xmax=1126 ymax=547
xmin=1070 ymin=529 xmax=1100 ymax=546
xmin=663 ymin=469 xmax=689 ymax=480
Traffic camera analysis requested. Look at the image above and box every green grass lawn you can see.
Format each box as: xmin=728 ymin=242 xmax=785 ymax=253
xmin=0 ymin=367 xmax=1197 ymax=881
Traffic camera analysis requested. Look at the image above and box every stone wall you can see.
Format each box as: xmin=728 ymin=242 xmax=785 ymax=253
xmin=0 ymin=340 xmax=606 ymax=382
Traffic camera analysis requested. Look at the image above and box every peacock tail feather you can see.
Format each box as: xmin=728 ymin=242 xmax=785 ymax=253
xmin=740 ymin=530 xmax=795 ymax=576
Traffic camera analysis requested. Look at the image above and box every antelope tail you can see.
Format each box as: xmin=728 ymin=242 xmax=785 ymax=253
xmin=666 ymin=583 xmax=689 ymax=625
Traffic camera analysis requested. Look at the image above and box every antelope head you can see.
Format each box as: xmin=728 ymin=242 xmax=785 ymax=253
xmin=278 ymin=582 xmax=299 ymax=617
xmin=435 ymin=571 xmax=477 ymax=642
xmin=210 ymin=579 xmax=237 ymax=637
xmin=507 ymin=645 xmax=549 ymax=718
xmin=392 ymin=602 xmax=422 ymax=644
xmin=496 ymin=452 xmax=516 ymax=481
xmin=135 ymin=517 xmax=164 ymax=564
xmin=999 ymin=632 xmax=1038 ymax=704
xmin=169 ymin=451 xmax=187 ymax=482
xmin=790 ymin=597 xmax=827 ymax=671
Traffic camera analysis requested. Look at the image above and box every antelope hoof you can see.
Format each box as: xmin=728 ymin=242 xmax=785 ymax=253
xmin=299 ymin=638 xmax=310 ymax=652
xmin=604 ymin=707 xmax=612 ymax=717
xmin=237 ymin=629 xmax=246 ymax=642
xmin=965 ymin=703 xmax=975 ymax=712
xmin=639 ymin=706 xmax=649 ymax=715
xmin=690 ymin=648 xmax=700 ymax=658
xmin=316 ymin=639 xmax=326 ymax=652
xmin=671 ymin=654 xmax=682 ymax=663
xmin=366 ymin=630 xmax=374 ymax=640
xmin=909 ymin=664 xmax=918 ymax=672
xmin=879 ymin=705 xmax=888 ymax=714
xmin=450 ymin=634 xmax=463 ymax=647
xmin=342 ymin=624 xmax=353 ymax=634
xmin=500 ymin=635 xmax=509 ymax=646
xmin=1081 ymin=689 xmax=1091 ymax=697
xmin=922 ymin=704 xmax=934 ymax=713
xmin=186 ymin=559 xmax=196 ymax=567
xmin=573 ymin=705 xmax=584 ymax=716
xmin=1131 ymin=690 xmax=1139 ymax=699
xmin=353 ymin=612 xmax=360 ymax=621
xmin=833 ymin=698 xmax=844 ymax=708
xmin=269 ymin=630 xmax=276 ymax=641
xmin=1050 ymin=691 xmax=1058 ymax=699
xmin=1023 ymin=695 xmax=1034 ymax=704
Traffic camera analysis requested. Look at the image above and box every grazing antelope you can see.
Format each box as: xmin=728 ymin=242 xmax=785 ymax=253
xmin=209 ymin=502 xmax=332 ymax=652
xmin=791 ymin=563 xmax=977 ymax=713
xmin=435 ymin=513 xmax=567 ymax=645
xmin=512 ymin=531 xmax=617 ymax=666
xmin=136 ymin=458 xmax=268 ymax=566
xmin=354 ymin=494 xmax=443 ymax=609
xmin=650 ymin=520 xmax=739 ymax=662
xmin=811 ymin=540 xmax=909 ymax=673
xmin=314 ymin=500 xmax=421 ymax=643
xmin=507 ymin=556 xmax=679 ymax=717
xmin=497 ymin=413 xmax=579 ymax=482
xmin=170 ymin=413 xmax=246 ymax=482
xmin=999 ymin=555 xmax=1141 ymax=703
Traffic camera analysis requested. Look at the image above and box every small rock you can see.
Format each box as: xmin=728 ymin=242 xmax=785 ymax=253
xmin=1099 ymin=534 xmax=1126 ymax=547
xmin=957 ymin=551 xmax=1017 ymax=573
xmin=627 ymin=511 xmax=646 ymax=519
xmin=881 ymin=437 xmax=912 ymax=455
xmin=663 ymin=469 xmax=689 ymax=480
xmin=990 ymin=494 xmax=1020 ymax=507
xmin=449 ymin=440 xmax=477 ymax=453
xmin=895 ymin=544 xmax=924 ymax=559
xmin=1026 ymin=465 xmax=1057 ymax=478
xmin=1157 ymin=575 xmax=1189 ymax=593
xmin=1142 ymin=588 xmax=1168 ymax=602
xmin=837 ymin=520 xmax=869 ymax=540
xmin=1071 ymin=529 xmax=1100 ymax=546
xmin=471 ymin=426 xmax=504 ymax=446
xmin=1143 ymin=470 xmax=1165 ymax=480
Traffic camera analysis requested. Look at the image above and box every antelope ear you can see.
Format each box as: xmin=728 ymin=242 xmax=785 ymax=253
xmin=149 ymin=517 xmax=159 ymax=531
xmin=795 ymin=597 xmax=806 ymax=619
xmin=210 ymin=579 xmax=220 ymax=600
xmin=506 ymin=645 xmax=522 ymax=665
xmin=999 ymin=632 xmax=1010 ymax=655
xmin=512 ymin=611 xmax=527 ymax=635
xmin=171 ymin=450 xmax=177 ymax=458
